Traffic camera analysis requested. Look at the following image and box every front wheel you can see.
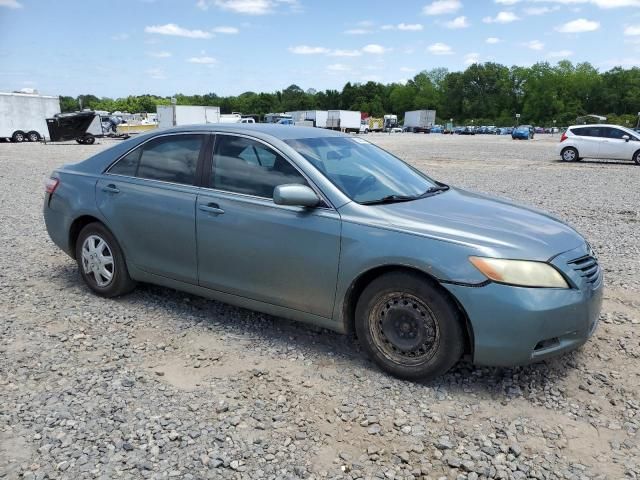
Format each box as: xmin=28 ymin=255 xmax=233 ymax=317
xmin=355 ymin=272 xmax=464 ymax=380
xmin=75 ymin=222 xmax=136 ymax=298
xmin=633 ymin=150 xmax=640 ymax=165
xmin=561 ymin=147 xmax=578 ymax=162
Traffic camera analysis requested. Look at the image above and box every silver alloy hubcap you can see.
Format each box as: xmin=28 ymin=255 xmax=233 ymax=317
xmin=81 ymin=235 xmax=114 ymax=287
xmin=563 ymin=149 xmax=575 ymax=161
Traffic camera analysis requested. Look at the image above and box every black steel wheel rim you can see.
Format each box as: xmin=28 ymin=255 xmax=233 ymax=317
xmin=369 ymin=292 xmax=440 ymax=366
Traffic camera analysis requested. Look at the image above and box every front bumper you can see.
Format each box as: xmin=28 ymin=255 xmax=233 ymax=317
xmin=443 ymin=244 xmax=603 ymax=366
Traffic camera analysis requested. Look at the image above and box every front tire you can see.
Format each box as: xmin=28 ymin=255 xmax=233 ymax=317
xmin=75 ymin=222 xmax=136 ymax=298
xmin=355 ymin=272 xmax=464 ymax=381
xmin=633 ymin=150 xmax=640 ymax=165
xmin=561 ymin=147 xmax=578 ymax=162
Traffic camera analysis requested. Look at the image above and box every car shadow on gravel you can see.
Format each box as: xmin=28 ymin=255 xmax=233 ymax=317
xmin=554 ymin=158 xmax=634 ymax=166
xmin=55 ymin=265 xmax=577 ymax=395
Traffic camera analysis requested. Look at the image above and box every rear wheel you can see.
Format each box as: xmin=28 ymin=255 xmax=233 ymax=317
xmin=27 ymin=131 xmax=40 ymax=142
xmin=355 ymin=271 xmax=464 ymax=381
xmin=83 ymin=134 xmax=96 ymax=145
xmin=11 ymin=131 xmax=25 ymax=143
xmin=75 ymin=222 xmax=136 ymax=298
xmin=561 ymin=147 xmax=578 ymax=162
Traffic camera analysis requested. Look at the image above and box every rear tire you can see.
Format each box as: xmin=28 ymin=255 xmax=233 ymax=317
xmin=11 ymin=131 xmax=25 ymax=143
xmin=355 ymin=271 xmax=464 ymax=381
xmin=561 ymin=147 xmax=578 ymax=162
xmin=75 ymin=222 xmax=136 ymax=298
xmin=83 ymin=134 xmax=96 ymax=145
xmin=27 ymin=131 xmax=40 ymax=142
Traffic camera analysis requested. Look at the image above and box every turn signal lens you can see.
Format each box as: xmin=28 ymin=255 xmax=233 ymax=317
xmin=469 ymin=256 xmax=569 ymax=288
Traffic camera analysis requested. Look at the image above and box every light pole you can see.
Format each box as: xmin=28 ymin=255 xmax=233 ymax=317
xmin=515 ymin=113 xmax=520 ymax=127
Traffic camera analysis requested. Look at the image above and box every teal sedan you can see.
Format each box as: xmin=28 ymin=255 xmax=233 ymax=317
xmin=44 ymin=125 xmax=602 ymax=380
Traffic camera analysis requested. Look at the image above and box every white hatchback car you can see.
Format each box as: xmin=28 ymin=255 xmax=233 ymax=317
xmin=557 ymin=124 xmax=640 ymax=165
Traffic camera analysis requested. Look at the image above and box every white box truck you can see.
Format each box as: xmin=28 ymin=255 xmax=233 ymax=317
xmin=156 ymin=105 xmax=220 ymax=129
xmin=0 ymin=92 xmax=60 ymax=142
xmin=404 ymin=110 xmax=436 ymax=133
xmin=326 ymin=110 xmax=361 ymax=132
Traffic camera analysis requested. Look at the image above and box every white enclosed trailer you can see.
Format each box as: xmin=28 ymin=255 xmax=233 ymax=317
xmin=0 ymin=92 xmax=60 ymax=142
xmin=403 ymin=110 xmax=436 ymax=132
xmin=326 ymin=110 xmax=361 ymax=132
xmin=285 ymin=110 xmax=328 ymax=128
xmin=156 ymin=105 xmax=221 ymax=129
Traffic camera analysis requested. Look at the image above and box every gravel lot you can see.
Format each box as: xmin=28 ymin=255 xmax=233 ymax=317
xmin=1 ymin=133 xmax=639 ymax=480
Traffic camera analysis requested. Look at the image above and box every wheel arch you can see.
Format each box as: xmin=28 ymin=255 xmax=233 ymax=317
xmin=68 ymin=215 xmax=104 ymax=260
xmin=341 ymin=265 xmax=474 ymax=356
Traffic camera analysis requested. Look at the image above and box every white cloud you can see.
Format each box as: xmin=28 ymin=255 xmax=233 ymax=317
xmin=398 ymin=23 xmax=424 ymax=31
xmin=483 ymin=11 xmax=520 ymax=23
xmin=204 ymin=0 xmax=299 ymax=14
xmin=362 ymin=44 xmax=389 ymax=54
xmin=147 ymin=51 xmax=172 ymax=58
xmin=212 ymin=26 xmax=239 ymax=34
xmin=381 ymin=23 xmax=424 ymax=31
xmin=625 ymin=25 xmax=640 ymax=36
xmin=555 ymin=18 xmax=600 ymax=33
xmin=327 ymin=63 xmax=351 ymax=72
xmin=445 ymin=16 xmax=470 ymax=28
xmin=534 ymin=0 xmax=639 ymax=8
xmin=486 ymin=37 xmax=501 ymax=44
xmin=427 ymin=42 xmax=454 ymax=55
xmin=523 ymin=40 xmax=544 ymax=50
xmin=344 ymin=28 xmax=373 ymax=34
xmin=548 ymin=50 xmax=574 ymax=57
xmin=0 ymin=0 xmax=22 ymax=7
xmin=422 ymin=0 xmax=461 ymax=15
xmin=146 ymin=68 xmax=165 ymax=80
xmin=145 ymin=23 xmax=213 ymax=39
xmin=464 ymin=52 xmax=481 ymax=65
xmin=111 ymin=33 xmax=130 ymax=41
xmin=400 ymin=66 xmax=415 ymax=72
xmin=524 ymin=6 xmax=559 ymax=15
xmin=495 ymin=0 xmax=519 ymax=4
xmin=329 ymin=49 xmax=362 ymax=57
xmin=288 ymin=45 xmax=330 ymax=54
xmin=187 ymin=56 xmax=217 ymax=64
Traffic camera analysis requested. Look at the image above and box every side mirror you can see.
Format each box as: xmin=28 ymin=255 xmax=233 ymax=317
xmin=622 ymin=135 xmax=630 ymax=142
xmin=273 ymin=184 xmax=319 ymax=208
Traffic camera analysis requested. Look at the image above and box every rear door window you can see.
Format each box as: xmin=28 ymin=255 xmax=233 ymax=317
xmin=108 ymin=134 xmax=203 ymax=185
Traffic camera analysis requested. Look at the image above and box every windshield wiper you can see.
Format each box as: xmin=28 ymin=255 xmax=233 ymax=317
xmin=360 ymin=194 xmax=419 ymax=205
xmin=418 ymin=184 xmax=450 ymax=197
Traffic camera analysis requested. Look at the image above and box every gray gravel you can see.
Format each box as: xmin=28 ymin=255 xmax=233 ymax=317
xmin=1 ymin=134 xmax=639 ymax=479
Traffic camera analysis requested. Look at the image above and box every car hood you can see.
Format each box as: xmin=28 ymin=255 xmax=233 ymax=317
xmin=351 ymin=188 xmax=584 ymax=261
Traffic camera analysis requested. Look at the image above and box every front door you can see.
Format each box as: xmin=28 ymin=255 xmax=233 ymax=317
xmin=599 ymin=127 xmax=638 ymax=160
xmin=96 ymin=133 xmax=206 ymax=284
xmin=196 ymin=134 xmax=341 ymax=318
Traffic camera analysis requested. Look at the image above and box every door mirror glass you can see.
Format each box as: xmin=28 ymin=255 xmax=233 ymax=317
xmin=273 ymin=184 xmax=319 ymax=207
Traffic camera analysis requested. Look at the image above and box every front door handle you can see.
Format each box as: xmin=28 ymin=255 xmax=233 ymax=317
xmin=199 ymin=203 xmax=225 ymax=215
xmin=102 ymin=184 xmax=120 ymax=194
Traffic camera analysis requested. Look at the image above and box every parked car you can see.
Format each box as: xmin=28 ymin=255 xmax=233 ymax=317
xmin=460 ymin=126 xmax=476 ymax=135
xmin=453 ymin=126 xmax=464 ymax=134
xmin=512 ymin=125 xmax=534 ymax=140
xmin=535 ymin=127 xmax=545 ymax=134
xmin=430 ymin=125 xmax=443 ymax=133
xmin=557 ymin=124 xmax=640 ymax=164
xmin=44 ymin=124 xmax=603 ymax=380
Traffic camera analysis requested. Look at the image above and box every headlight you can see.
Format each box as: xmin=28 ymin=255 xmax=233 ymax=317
xmin=469 ymin=256 xmax=569 ymax=288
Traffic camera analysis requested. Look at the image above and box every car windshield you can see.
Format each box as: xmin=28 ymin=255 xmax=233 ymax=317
xmin=285 ymin=136 xmax=438 ymax=204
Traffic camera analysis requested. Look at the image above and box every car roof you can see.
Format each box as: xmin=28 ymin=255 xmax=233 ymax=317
xmin=154 ymin=123 xmax=347 ymax=141
xmin=568 ymin=123 xmax=630 ymax=130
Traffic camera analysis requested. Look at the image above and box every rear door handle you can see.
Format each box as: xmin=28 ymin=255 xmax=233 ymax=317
xmin=102 ymin=184 xmax=120 ymax=194
xmin=199 ymin=203 xmax=225 ymax=215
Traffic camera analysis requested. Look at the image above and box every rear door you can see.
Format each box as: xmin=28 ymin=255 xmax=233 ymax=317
xmin=195 ymin=133 xmax=341 ymax=318
xmin=599 ymin=127 xmax=638 ymax=160
xmin=570 ymin=126 xmax=603 ymax=158
xmin=96 ymin=133 xmax=207 ymax=284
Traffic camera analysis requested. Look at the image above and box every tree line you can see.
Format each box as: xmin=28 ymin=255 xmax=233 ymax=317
xmin=60 ymin=61 xmax=640 ymax=127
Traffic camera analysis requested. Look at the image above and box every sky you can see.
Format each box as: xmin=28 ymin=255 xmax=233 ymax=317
xmin=1 ymin=0 xmax=640 ymax=98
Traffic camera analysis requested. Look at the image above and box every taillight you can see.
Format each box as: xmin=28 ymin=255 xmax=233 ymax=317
xmin=560 ymin=132 xmax=568 ymax=142
xmin=45 ymin=177 xmax=59 ymax=195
